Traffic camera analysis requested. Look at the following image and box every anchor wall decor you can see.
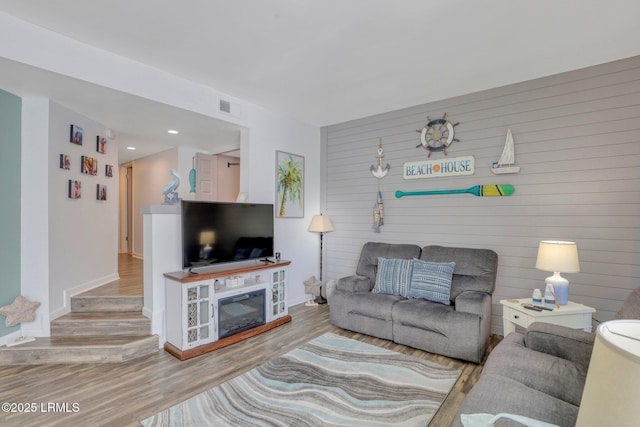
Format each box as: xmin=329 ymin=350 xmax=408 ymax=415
xmin=370 ymin=138 xmax=390 ymax=178
xmin=370 ymin=138 xmax=389 ymax=233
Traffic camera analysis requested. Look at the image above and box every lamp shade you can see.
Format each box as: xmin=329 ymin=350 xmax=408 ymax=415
xmin=535 ymin=241 xmax=580 ymax=273
xmin=308 ymin=214 xmax=334 ymax=233
xmin=199 ymin=231 xmax=216 ymax=245
xmin=576 ymin=320 xmax=640 ymax=426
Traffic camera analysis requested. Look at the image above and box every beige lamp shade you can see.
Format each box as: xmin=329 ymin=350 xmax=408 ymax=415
xmin=199 ymin=231 xmax=216 ymax=246
xmin=308 ymin=214 xmax=334 ymax=233
xmin=535 ymin=241 xmax=580 ymax=273
xmin=576 ymin=320 xmax=640 ymax=426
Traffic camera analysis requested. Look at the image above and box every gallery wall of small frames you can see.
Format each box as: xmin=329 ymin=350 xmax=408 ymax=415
xmin=60 ymin=124 xmax=113 ymax=201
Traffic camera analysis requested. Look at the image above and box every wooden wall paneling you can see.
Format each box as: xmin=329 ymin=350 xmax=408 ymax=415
xmin=322 ymin=57 xmax=640 ymax=334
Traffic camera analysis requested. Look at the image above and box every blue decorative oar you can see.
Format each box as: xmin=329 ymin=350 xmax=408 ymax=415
xmin=395 ymin=184 xmax=514 ymax=198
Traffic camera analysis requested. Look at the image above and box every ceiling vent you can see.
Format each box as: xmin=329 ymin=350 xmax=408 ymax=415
xmin=219 ymin=99 xmax=231 ymax=114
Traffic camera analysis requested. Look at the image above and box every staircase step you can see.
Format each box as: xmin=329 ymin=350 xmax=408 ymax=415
xmin=71 ymin=295 xmax=143 ymax=312
xmin=0 ymin=335 xmax=159 ymax=365
xmin=51 ymin=312 xmax=151 ymax=336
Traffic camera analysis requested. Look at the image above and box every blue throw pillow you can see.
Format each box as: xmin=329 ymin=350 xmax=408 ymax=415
xmin=372 ymin=257 xmax=413 ymax=297
xmin=408 ymin=259 xmax=456 ymax=305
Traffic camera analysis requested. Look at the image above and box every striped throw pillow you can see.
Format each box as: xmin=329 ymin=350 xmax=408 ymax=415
xmin=372 ymin=257 xmax=413 ymax=297
xmin=408 ymin=259 xmax=456 ymax=305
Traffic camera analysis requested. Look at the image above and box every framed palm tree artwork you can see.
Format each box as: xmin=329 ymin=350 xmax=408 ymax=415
xmin=276 ymin=151 xmax=304 ymax=218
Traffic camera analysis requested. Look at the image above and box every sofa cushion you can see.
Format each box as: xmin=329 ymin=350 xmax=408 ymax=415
xmin=349 ymin=292 xmax=404 ymax=321
xmin=614 ymin=286 xmax=640 ymax=320
xmin=356 ymin=242 xmax=422 ymax=285
xmin=484 ymin=332 xmax=587 ymax=407
xmin=372 ymin=257 xmax=413 ymax=297
xmin=421 ymin=246 xmax=497 ymax=299
xmin=453 ymin=374 xmax=579 ymax=427
xmin=408 ymin=259 xmax=455 ymax=305
xmin=524 ymin=322 xmax=595 ymax=373
xmin=392 ymin=298 xmax=479 ymax=337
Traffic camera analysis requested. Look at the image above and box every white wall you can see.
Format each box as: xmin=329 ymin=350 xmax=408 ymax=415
xmin=131 ymin=147 xmax=179 ymax=258
xmin=322 ymin=57 xmax=640 ymax=334
xmin=48 ymin=101 xmax=119 ymax=317
xmin=19 ymin=99 xmax=50 ymax=338
xmin=0 ymin=11 xmax=323 ymax=315
xmin=242 ymin=103 xmax=322 ymax=306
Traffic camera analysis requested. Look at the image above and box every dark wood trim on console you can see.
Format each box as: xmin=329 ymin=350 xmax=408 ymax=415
xmin=164 ymin=315 xmax=292 ymax=361
xmin=164 ymin=260 xmax=291 ymax=283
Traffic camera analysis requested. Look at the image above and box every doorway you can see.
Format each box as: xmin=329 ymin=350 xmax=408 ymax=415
xmin=119 ymin=164 xmax=133 ymax=254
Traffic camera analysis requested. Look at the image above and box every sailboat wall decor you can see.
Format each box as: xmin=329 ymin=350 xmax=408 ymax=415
xmin=491 ymin=129 xmax=521 ymax=174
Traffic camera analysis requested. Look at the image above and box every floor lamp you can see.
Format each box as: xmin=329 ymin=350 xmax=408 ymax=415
xmin=308 ymin=214 xmax=334 ymax=304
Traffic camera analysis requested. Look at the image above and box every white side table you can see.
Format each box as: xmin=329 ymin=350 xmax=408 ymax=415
xmin=500 ymin=298 xmax=596 ymax=336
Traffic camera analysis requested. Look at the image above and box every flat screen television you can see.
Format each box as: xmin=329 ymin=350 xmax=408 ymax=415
xmin=181 ymin=201 xmax=274 ymax=270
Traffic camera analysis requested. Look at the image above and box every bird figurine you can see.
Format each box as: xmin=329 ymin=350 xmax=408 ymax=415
xmin=162 ymin=169 xmax=181 ymax=204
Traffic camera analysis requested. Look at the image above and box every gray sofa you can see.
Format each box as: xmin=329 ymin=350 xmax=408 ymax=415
xmin=453 ymin=286 xmax=640 ymax=427
xmin=328 ymin=242 xmax=498 ymax=363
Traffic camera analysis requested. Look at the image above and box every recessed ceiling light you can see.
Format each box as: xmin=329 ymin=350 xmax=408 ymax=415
xmin=167 ymin=129 xmax=179 ymax=134
xmin=126 ymin=146 xmax=136 ymax=150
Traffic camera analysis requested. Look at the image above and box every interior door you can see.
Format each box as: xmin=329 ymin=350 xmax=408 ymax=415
xmin=195 ymin=152 xmax=217 ymax=201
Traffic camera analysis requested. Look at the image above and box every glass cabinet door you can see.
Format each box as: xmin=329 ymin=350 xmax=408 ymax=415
xmin=185 ymin=282 xmax=212 ymax=347
xmin=271 ymin=269 xmax=287 ymax=319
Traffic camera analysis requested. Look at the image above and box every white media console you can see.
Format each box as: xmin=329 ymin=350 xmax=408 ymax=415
xmin=164 ymin=260 xmax=291 ymax=360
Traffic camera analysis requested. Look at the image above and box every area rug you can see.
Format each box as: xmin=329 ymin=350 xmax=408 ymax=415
xmin=141 ymin=333 xmax=461 ymax=427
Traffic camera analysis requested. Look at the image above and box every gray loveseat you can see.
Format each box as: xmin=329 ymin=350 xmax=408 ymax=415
xmin=328 ymin=242 xmax=498 ymax=363
xmin=453 ymin=286 xmax=640 ymax=427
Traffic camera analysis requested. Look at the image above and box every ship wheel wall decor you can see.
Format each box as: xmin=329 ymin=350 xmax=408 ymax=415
xmin=416 ymin=112 xmax=460 ymax=157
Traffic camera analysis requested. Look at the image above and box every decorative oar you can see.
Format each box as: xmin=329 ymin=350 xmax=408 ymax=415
xmin=395 ymin=184 xmax=514 ymax=198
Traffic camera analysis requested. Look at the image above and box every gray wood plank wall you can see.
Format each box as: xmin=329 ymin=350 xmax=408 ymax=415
xmin=321 ymin=56 xmax=640 ymax=335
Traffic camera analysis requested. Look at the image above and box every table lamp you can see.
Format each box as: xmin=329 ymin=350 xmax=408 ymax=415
xmin=308 ymin=214 xmax=334 ymax=304
xmin=199 ymin=230 xmax=216 ymax=260
xmin=535 ymin=240 xmax=580 ymax=305
xmin=576 ymin=320 xmax=640 ymax=427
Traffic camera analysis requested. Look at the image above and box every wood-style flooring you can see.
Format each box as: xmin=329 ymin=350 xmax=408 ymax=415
xmin=0 ymin=254 xmax=499 ymax=427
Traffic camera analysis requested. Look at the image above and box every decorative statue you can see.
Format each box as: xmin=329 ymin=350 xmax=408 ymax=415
xmin=163 ymin=169 xmax=181 ymax=204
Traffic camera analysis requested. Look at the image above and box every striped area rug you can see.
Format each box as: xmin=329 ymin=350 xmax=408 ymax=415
xmin=142 ymin=333 xmax=461 ymax=426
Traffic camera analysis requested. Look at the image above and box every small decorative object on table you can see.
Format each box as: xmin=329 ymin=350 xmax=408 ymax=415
xmin=532 ymin=288 xmax=542 ymax=305
xmin=225 ymin=276 xmax=244 ymax=288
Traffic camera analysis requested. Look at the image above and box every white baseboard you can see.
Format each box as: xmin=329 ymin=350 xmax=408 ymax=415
xmin=50 ymin=272 xmax=120 ymax=320
xmin=0 ymin=330 xmax=23 ymax=347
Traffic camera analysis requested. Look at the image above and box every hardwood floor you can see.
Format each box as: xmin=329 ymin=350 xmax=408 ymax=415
xmin=80 ymin=254 xmax=144 ymax=297
xmin=0 ymin=254 xmax=500 ymax=426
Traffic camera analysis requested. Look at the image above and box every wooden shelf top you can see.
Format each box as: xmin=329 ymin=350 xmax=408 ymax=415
xmin=164 ymin=260 xmax=291 ymax=283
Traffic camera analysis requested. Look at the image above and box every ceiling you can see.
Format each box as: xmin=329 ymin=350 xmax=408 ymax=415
xmin=1 ymin=0 xmax=639 ymax=162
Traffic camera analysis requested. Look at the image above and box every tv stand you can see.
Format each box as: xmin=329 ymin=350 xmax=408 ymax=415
xmin=164 ymin=261 xmax=291 ymax=361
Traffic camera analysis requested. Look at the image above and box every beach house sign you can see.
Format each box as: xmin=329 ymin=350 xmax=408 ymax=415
xmin=403 ymin=156 xmax=475 ymax=180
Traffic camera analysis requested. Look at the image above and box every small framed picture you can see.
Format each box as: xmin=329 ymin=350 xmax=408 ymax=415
xmin=96 ymin=136 xmax=106 ymax=154
xmin=97 ymin=184 xmax=107 ymax=201
xmin=81 ymin=156 xmax=98 ymax=175
xmin=60 ymin=154 xmax=71 ymax=170
xmin=105 ymin=164 xmax=113 ymax=177
xmin=68 ymin=180 xmax=81 ymax=199
xmin=70 ymin=124 xmax=83 ymax=145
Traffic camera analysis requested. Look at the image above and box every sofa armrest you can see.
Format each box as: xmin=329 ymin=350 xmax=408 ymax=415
xmin=524 ymin=322 xmax=595 ymax=371
xmin=454 ymin=290 xmax=491 ymax=317
xmin=337 ymin=275 xmax=372 ymax=293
